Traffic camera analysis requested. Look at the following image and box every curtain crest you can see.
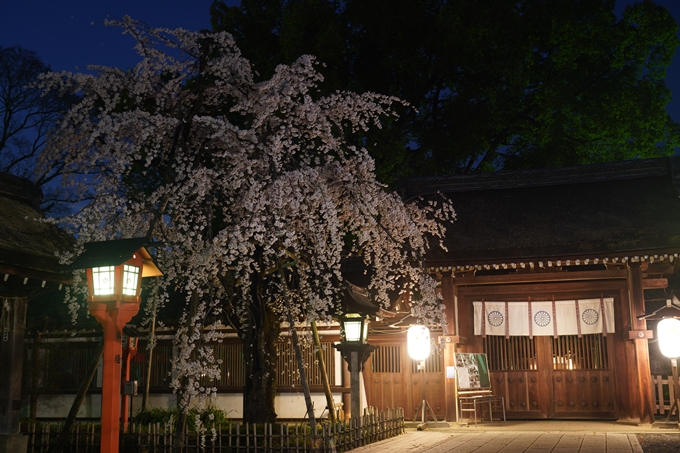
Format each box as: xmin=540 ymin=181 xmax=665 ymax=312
xmin=473 ymin=298 xmax=615 ymax=337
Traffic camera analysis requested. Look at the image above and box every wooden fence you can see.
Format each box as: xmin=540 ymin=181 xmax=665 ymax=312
xmin=651 ymin=375 xmax=678 ymax=416
xmin=21 ymin=408 xmax=404 ymax=453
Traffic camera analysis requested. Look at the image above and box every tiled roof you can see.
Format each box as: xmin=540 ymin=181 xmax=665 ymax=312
xmin=0 ymin=173 xmax=72 ymax=283
xmin=400 ymin=157 xmax=680 ymax=268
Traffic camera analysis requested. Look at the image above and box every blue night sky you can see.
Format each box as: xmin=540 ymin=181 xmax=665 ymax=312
xmin=2 ymin=0 xmax=680 ymax=120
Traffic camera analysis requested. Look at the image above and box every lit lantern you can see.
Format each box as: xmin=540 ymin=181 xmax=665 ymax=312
xmin=407 ymin=325 xmax=431 ymax=361
xmin=71 ymin=238 xmax=161 ymax=453
xmin=341 ymin=313 xmax=369 ymax=343
xmin=335 ymin=311 xmax=375 ymax=419
xmin=74 ymin=240 xmax=162 ymax=303
xmin=658 ymin=318 xmax=680 ymax=358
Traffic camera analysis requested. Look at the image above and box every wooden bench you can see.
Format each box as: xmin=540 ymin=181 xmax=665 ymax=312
xmin=458 ymin=389 xmax=506 ymax=427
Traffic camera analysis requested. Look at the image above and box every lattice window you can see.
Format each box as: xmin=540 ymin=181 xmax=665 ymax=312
xmin=191 ymin=343 xmax=246 ymax=388
xmin=275 ymin=341 xmax=336 ymax=387
xmin=26 ymin=343 xmax=100 ymax=391
xmin=371 ymin=345 xmax=401 ymax=373
xmin=410 ymin=347 xmax=442 ymax=373
xmin=552 ymin=334 xmax=609 ymax=370
xmin=210 ymin=343 xmax=246 ymax=386
xmin=131 ymin=345 xmax=173 ymax=388
xmin=483 ymin=335 xmax=537 ymax=371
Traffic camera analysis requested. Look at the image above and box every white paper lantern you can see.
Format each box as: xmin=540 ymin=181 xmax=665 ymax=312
xmin=658 ymin=318 xmax=680 ymax=358
xmin=407 ymin=325 xmax=431 ymax=361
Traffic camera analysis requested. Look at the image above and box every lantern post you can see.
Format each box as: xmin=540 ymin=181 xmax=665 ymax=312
xmin=71 ymin=239 xmax=161 ymax=453
xmin=333 ymin=313 xmax=376 ymax=419
xmin=121 ymin=333 xmax=139 ymax=433
xmin=408 ymin=325 xmax=438 ymax=426
xmin=658 ymin=316 xmax=680 ymax=426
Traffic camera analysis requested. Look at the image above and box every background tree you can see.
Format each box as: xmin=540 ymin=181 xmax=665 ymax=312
xmin=0 ymin=46 xmax=77 ymax=214
xmin=39 ymin=17 xmax=454 ymax=424
xmin=211 ymin=0 xmax=680 ymax=179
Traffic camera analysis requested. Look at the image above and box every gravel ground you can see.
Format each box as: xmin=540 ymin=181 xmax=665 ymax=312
xmin=636 ymin=433 xmax=680 ymax=453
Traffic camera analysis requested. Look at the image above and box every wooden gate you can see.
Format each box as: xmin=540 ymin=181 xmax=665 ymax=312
xmin=363 ymin=342 xmax=446 ymax=420
xmin=485 ymin=333 xmax=616 ymax=419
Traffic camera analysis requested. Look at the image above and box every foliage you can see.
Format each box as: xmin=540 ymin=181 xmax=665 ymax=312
xmin=39 ymin=17 xmax=454 ymax=423
xmin=132 ymin=406 xmax=177 ymax=426
xmin=0 ymin=46 xmax=79 ymax=214
xmin=133 ymin=405 xmax=229 ymax=431
xmin=211 ymin=0 xmax=680 ymax=178
xmin=188 ymin=404 xmax=230 ymax=431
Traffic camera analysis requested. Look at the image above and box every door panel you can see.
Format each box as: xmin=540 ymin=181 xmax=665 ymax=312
xmin=364 ymin=343 xmax=446 ymax=420
xmin=365 ymin=344 xmax=404 ymax=411
xmin=485 ymin=335 xmax=548 ymax=418
xmin=551 ymin=334 xmax=616 ymax=418
xmin=490 ymin=370 xmax=543 ymax=417
xmin=410 ymin=352 xmax=446 ymax=420
xmin=485 ymin=333 xmax=616 ymax=419
xmin=553 ymin=370 xmax=616 ymax=417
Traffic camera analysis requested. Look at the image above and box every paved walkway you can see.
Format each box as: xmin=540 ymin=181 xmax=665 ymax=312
xmin=351 ymin=431 xmax=643 ymax=452
xmin=350 ymin=421 xmax=680 ymax=452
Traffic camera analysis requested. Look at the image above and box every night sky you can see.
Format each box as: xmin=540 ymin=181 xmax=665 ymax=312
xmin=2 ymin=0 xmax=680 ymax=120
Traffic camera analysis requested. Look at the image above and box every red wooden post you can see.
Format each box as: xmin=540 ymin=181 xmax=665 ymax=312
xmin=89 ymin=300 xmax=140 ymax=453
xmin=121 ymin=337 xmax=138 ymax=433
xmin=72 ymin=239 xmax=162 ymax=453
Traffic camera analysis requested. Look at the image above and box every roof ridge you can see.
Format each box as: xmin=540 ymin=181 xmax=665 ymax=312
xmin=402 ymin=156 xmax=677 ymax=195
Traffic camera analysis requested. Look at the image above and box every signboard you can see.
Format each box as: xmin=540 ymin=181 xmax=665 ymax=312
xmin=454 ymin=353 xmax=491 ymax=390
xmin=124 ymin=380 xmax=138 ymax=395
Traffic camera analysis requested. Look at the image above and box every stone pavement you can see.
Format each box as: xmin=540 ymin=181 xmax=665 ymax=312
xmin=349 ymin=421 xmax=680 ymax=452
xmin=350 ymin=431 xmax=643 ymax=452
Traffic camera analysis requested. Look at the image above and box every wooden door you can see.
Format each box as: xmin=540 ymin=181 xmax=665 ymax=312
xmin=485 ymin=335 xmax=550 ymax=418
xmin=550 ymin=334 xmax=617 ymax=418
xmin=485 ymin=333 xmax=616 ymax=419
xmin=364 ymin=343 xmax=446 ymax=420
xmin=364 ymin=344 xmax=406 ymax=412
xmin=409 ymin=348 xmax=446 ymax=421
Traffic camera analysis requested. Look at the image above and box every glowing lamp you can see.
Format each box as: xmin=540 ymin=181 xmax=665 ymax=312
xmin=341 ymin=313 xmax=369 ymax=343
xmin=70 ymin=238 xmax=161 ymax=453
xmin=71 ymin=238 xmax=162 ymax=303
xmin=658 ymin=318 xmax=680 ymax=358
xmin=407 ymin=325 xmax=431 ymax=361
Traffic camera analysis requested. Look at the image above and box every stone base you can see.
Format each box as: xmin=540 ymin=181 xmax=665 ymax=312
xmin=426 ymin=421 xmax=451 ymax=428
xmin=0 ymin=434 xmax=28 ymax=453
xmin=405 ymin=421 xmax=451 ymax=429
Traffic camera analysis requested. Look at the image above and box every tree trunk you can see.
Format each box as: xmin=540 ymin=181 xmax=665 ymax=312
xmin=286 ymin=315 xmax=316 ymax=433
xmin=174 ymin=292 xmax=198 ymax=453
xmin=142 ymin=303 xmax=156 ymax=411
xmin=241 ymin=302 xmax=280 ymax=423
xmin=311 ymin=321 xmax=336 ymax=422
xmin=278 ymin=261 xmax=316 ymax=433
xmin=49 ymin=337 xmax=104 ymax=453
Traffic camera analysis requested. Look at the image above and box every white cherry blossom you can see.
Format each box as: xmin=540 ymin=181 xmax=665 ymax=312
xmin=39 ymin=16 xmax=455 ymax=423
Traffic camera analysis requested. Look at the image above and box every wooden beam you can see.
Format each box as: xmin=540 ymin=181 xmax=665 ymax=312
xmin=642 ymin=278 xmax=667 ymax=289
xmin=455 ymin=269 xmax=628 ymax=286
xmin=627 ymin=263 xmax=655 ymax=424
xmin=457 ymin=279 xmax=628 ymax=297
xmin=440 ymin=335 xmax=466 ymax=345
xmin=0 ymin=263 xmax=72 ymax=285
xmin=628 ymin=330 xmax=654 ymax=340
xmin=643 ymin=263 xmax=675 ymax=275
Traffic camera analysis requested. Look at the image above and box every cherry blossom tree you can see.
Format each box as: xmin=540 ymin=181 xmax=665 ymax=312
xmin=38 ymin=17 xmax=454 ymax=425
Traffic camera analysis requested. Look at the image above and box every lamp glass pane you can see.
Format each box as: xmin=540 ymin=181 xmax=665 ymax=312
xmin=658 ymin=318 xmax=680 ymax=358
xmin=92 ymin=266 xmax=115 ymax=296
xmin=407 ymin=325 xmax=431 ymax=360
xmin=344 ymin=320 xmax=362 ymax=342
xmin=123 ymin=265 xmax=140 ymax=296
